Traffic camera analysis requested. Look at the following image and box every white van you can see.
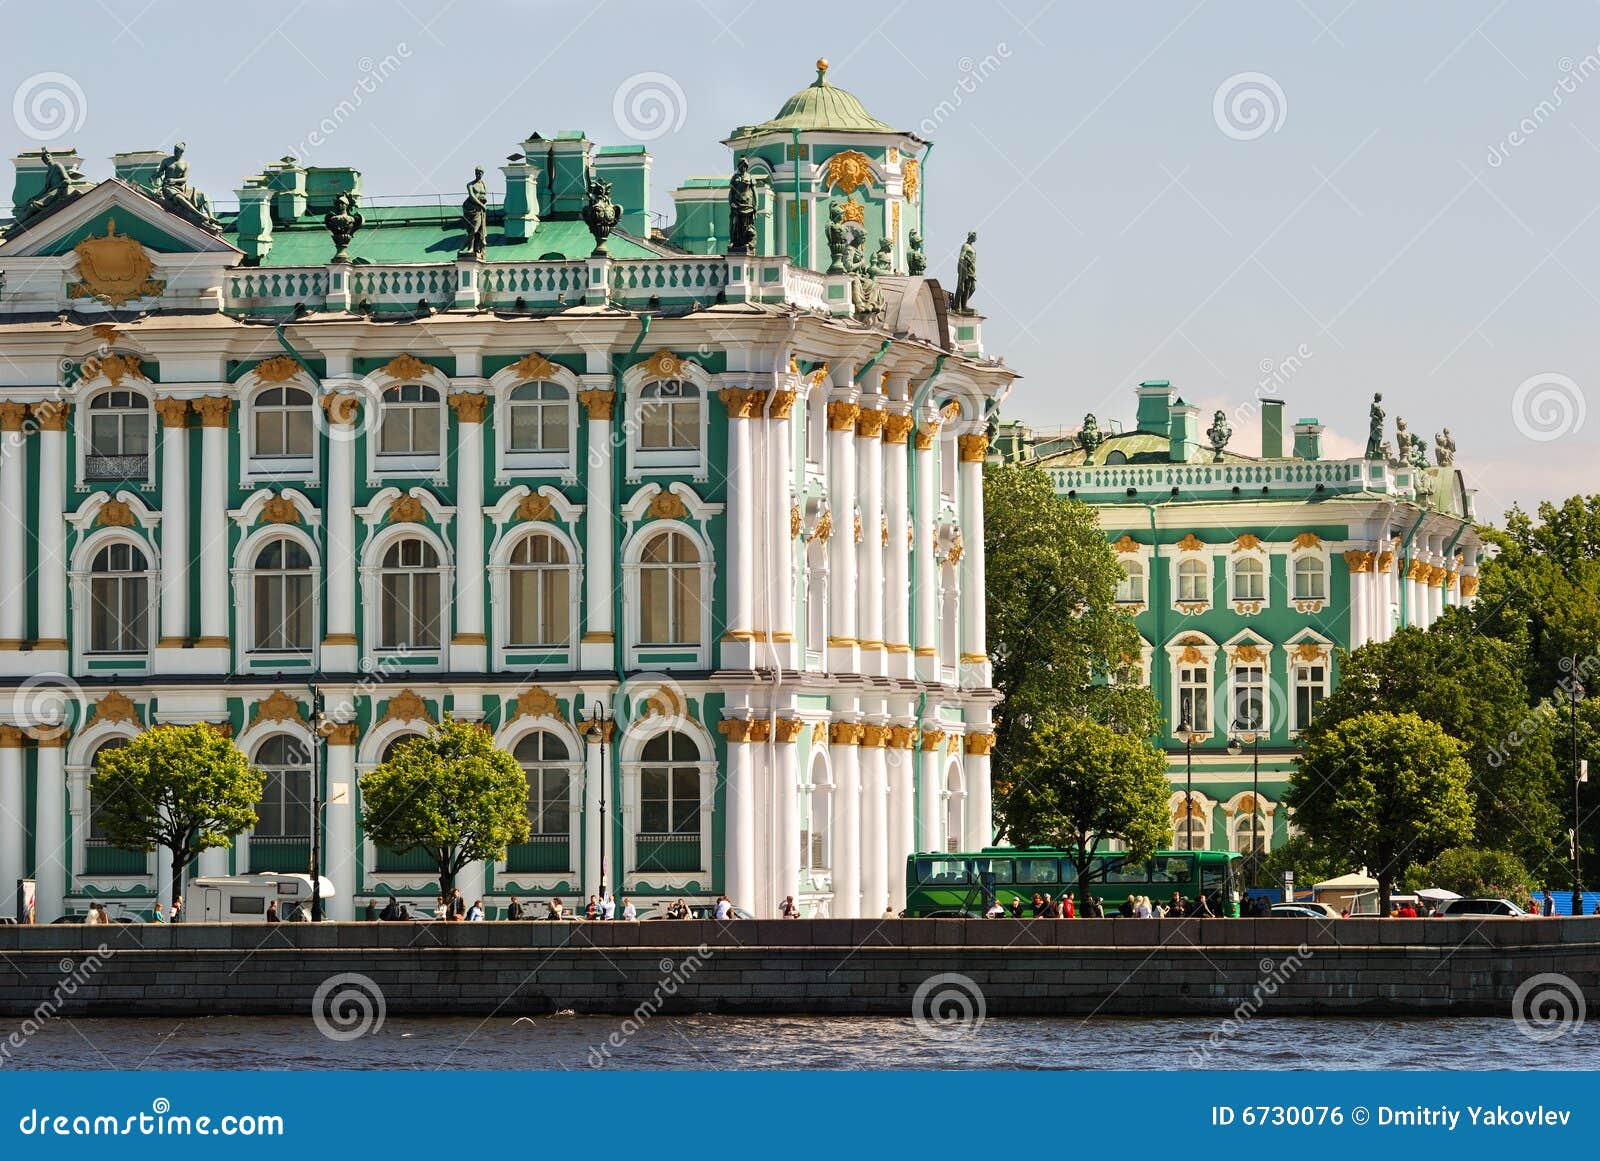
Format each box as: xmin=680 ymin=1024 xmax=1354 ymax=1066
xmin=191 ymin=873 xmax=336 ymax=923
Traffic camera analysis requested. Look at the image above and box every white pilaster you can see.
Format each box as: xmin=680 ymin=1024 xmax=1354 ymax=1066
xmin=32 ymin=405 xmax=69 ymax=653
xmin=963 ymin=743 xmax=994 ymax=853
xmin=767 ymin=389 xmax=798 ymax=668
xmin=887 ymin=724 xmax=916 ymax=910
xmin=322 ymin=389 xmax=359 ymax=670
xmin=0 ymin=734 xmax=23 ymax=913
xmin=774 ymin=720 xmax=801 ymax=914
xmin=323 ymin=729 xmax=357 ymax=920
xmin=883 ymin=407 xmax=913 ymax=679
xmin=957 ymin=431 xmax=990 ymax=686
xmin=858 ymin=723 xmax=889 ymax=915
xmin=829 ymin=725 xmax=861 ymax=917
xmin=34 ymin=741 xmax=66 ymax=921
xmin=0 ymin=405 xmax=29 ymax=651
xmin=448 ymin=392 xmax=488 ymax=669
xmin=917 ymin=733 xmax=943 ymax=853
xmin=155 ymin=399 xmax=190 ymax=655
xmin=912 ymin=419 xmax=938 ymax=682
xmin=194 ymin=397 xmax=232 ymax=659
xmin=580 ymin=389 xmax=616 ymax=670
xmin=723 ymin=721 xmax=755 ymax=908
xmin=825 ymin=384 xmax=859 ymax=673
xmin=722 ymin=388 xmax=759 ymax=669
xmin=856 ymin=406 xmax=886 ymax=676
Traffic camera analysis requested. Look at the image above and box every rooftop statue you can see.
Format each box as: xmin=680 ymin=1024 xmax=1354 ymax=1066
xmin=906 ymin=229 xmax=926 ymax=275
xmin=951 ymin=230 xmax=977 ymax=313
xmin=12 ymin=149 xmax=73 ymax=230
xmin=581 ymin=173 xmax=623 ymax=255
xmin=1206 ymin=408 xmax=1233 ymax=461
xmin=1435 ymin=427 xmax=1456 ymax=467
xmin=824 ymin=201 xmax=850 ymax=274
xmin=727 ymin=156 xmax=758 ymax=255
xmin=154 ymin=143 xmax=221 ymax=235
xmin=1364 ymin=392 xmax=1386 ymax=460
xmin=869 ymin=236 xmax=893 ymax=276
xmin=1407 ymin=425 xmax=1431 ymax=471
xmin=323 ymin=191 xmax=363 ymax=263
xmin=459 ymin=167 xmax=488 ymax=259
xmin=1079 ymin=412 xmax=1103 ymax=456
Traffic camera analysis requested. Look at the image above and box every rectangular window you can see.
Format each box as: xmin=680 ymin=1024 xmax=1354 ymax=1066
xmin=1013 ymin=857 xmax=1060 ymax=884
xmin=1234 ymin=665 xmax=1267 ymax=731
xmin=1150 ymin=855 xmax=1195 ymax=883
xmin=1178 ymin=663 xmax=1210 ymax=734
xmin=915 ymin=858 xmax=970 ymax=885
xmin=1294 ymin=662 xmax=1327 ymax=729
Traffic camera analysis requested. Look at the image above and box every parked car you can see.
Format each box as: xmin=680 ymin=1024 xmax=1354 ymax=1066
xmin=638 ymin=903 xmax=754 ymax=921
xmin=1270 ymin=902 xmax=1340 ymax=918
xmin=1437 ymin=897 xmax=1528 ymax=917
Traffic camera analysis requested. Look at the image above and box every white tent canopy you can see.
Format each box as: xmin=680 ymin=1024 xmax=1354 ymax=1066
xmin=1415 ymin=887 xmax=1462 ymax=902
xmin=1313 ymin=872 xmax=1379 ymax=890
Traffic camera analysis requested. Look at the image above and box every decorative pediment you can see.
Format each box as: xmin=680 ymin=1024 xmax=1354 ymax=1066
xmin=250 ymin=690 xmax=306 ymax=729
xmin=377 ymin=689 xmax=434 ymax=727
xmin=1112 ymin=534 xmax=1141 ymax=554
xmin=510 ymin=352 xmax=557 ymax=381
xmin=506 ymin=686 xmax=563 ymax=723
xmin=251 ymin=355 xmax=304 ymax=384
xmin=1175 ymin=533 xmax=1205 ymax=552
xmin=87 ymin=690 xmax=141 ymax=728
xmin=381 ymin=353 xmax=435 ymax=381
xmin=2 ymin=180 xmax=240 ymax=259
xmin=1292 ymin=531 xmax=1322 ymax=550
xmin=1231 ymin=533 xmax=1263 ymax=552
xmin=638 ymin=349 xmax=691 ymax=380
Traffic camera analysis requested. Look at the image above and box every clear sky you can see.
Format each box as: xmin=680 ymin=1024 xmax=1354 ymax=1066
xmin=5 ymin=0 xmax=1596 ymax=520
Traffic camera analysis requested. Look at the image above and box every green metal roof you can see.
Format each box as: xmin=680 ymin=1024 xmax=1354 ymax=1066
xmin=733 ymin=60 xmax=899 ymax=138
xmin=221 ymin=207 xmax=661 ymax=266
xmin=1037 ymin=431 xmax=1256 ymax=468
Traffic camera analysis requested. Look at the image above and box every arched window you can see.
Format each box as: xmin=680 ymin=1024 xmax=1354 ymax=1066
xmin=1176 ymin=557 xmax=1208 ymax=602
xmin=506 ymin=382 xmax=570 ymax=454
xmin=88 ymin=542 xmax=150 ymax=654
xmin=1232 ymin=556 xmax=1266 ymax=601
xmin=251 ymin=734 xmax=312 ymax=871
xmin=252 ymin=538 xmax=314 ymax=651
xmin=379 ymin=538 xmax=442 ymax=649
xmin=1233 ymin=810 xmax=1269 ymax=857
xmin=252 ymin=386 xmax=314 ymax=459
xmin=85 ymin=738 xmax=144 ymax=875
xmin=1103 ymin=450 xmax=1128 ymax=465
xmin=1116 ymin=559 xmax=1146 ymax=605
xmin=635 ymin=731 xmax=702 ymax=872
xmin=803 ymin=755 xmax=832 ymax=874
xmin=506 ymin=732 xmax=571 ymax=873
xmin=1293 ymin=556 xmax=1326 ymax=601
xmin=86 ymin=389 xmax=150 ymax=479
xmin=378 ymin=383 xmax=441 ymax=456
xmin=508 ymin=533 xmax=572 ymax=647
xmin=639 ymin=531 xmax=701 ymax=646
xmin=638 ymin=380 xmax=700 ymax=451
xmin=944 ymin=767 xmax=965 ymax=852
xmin=1173 ymin=815 xmax=1207 ymax=850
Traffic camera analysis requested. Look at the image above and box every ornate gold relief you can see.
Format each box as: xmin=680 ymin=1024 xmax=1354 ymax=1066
xmin=88 ymin=690 xmax=141 ymax=728
xmin=957 ymin=433 xmax=989 ymax=463
xmin=861 ymin=724 xmax=891 ymax=748
xmin=30 ymin=401 xmax=70 ymax=431
xmin=883 ymin=414 xmax=914 ymax=444
xmin=253 ymin=355 xmax=303 ymax=383
xmin=1178 ymin=644 xmax=1206 ymax=665
xmin=826 ymin=401 xmax=861 ymax=431
xmin=813 ymin=509 xmax=833 ymax=543
xmin=191 ymin=396 xmax=233 ymax=428
xmin=383 ymin=354 xmax=434 ymax=381
xmin=639 ymin=349 xmax=689 ymax=380
xmin=826 ymin=150 xmax=874 ymax=194
xmin=321 ymin=393 xmax=361 ymax=426
xmin=1376 ymin=550 xmax=1395 ymax=572
xmin=853 ymin=513 xmax=863 ymax=544
xmin=647 ymin=491 xmax=688 ymax=520
xmin=387 ymin=495 xmax=426 ymax=524
xmin=153 ymin=397 xmax=190 ymax=428
xmin=1343 ymin=550 xmax=1374 ymax=573
xmin=901 ymin=158 xmax=919 ymax=202
xmin=261 ymin=495 xmax=301 ymax=525
xmin=1461 ymin=575 xmax=1479 ymax=598
xmin=251 ymin=690 xmax=306 ymax=729
xmin=947 ymin=534 xmax=964 ymax=565
xmin=774 ymin=718 xmax=805 ymax=744
xmin=1112 ymin=534 xmax=1142 ymax=554
xmin=447 ymin=392 xmax=489 ymax=423
xmin=507 ymin=685 xmax=562 ymax=722
xmin=919 ymin=729 xmax=946 ymax=752
xmin=1291 ymin=641 xmax=1328 ymax=663
xmin=1232 ymin=533 xmax=1263 ymax=552
xmin=1232 ymin=600 xmax=1263 ymax=616
xmin=517 ymin=493 xmax=555 ymax=522
xmin=321 ymin=721 xmax=360 ymax=746
xmin=828 ymin=721 xmax=866 ymax=746
xmin=768 ymin=389 xmax=797 ymax=419
xmin=377 ymin=689 xmax=434 ymax=727
xmin=92 ymin=353 xmax=148 ymax=385
xmin=1292 ymin=531 xmax=1322 ymax=550
xmin=790 ymin=504 xmax=802 ymax=539
xmin=97 ymin=498 xmax=136 ymax=527
xmin=576 ymin=388 xmax=615 ymax=420
xmin=721 ymin=388 xmax=768 ymax=419
xmin=68 ymin=220 xmax=165 ymax=306
xmin=511 ymin=352 xmax=556 ymax=381
xmin=913 ymin=421 xmax=939 ymax=451
xmin=965 ymin=733 xmax=998 ymax=756
xmin=1176 ymin=533 xmax=1205 ymax=552
xmin=839 ymin=198 xmax=865 ymax=225
xmin=1233 ymin=643 xmax=1267 ymax=664
xmin=855 ymin=409 xmax=888 ymax=439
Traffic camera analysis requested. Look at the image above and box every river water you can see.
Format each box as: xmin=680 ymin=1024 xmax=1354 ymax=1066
xmin=4 ymin=1016 xmax=1595 ymax=1070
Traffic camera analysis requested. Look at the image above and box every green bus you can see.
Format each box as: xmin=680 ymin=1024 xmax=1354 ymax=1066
xmin=903 ymin=847 xmax=1243 ymax=918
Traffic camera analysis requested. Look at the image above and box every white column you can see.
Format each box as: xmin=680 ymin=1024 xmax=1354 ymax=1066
xmin=963 ymin=739 xmax=994 ymax=852
xmin=722 ymin=389 xmax=758 ymax=667
xmin=883 ymin=410 xmax=912 ymax=679
xmin=917 ymin=732 xmax=943 ymax=852
xmin=155 ymin=399 xmax=190 ymax=650
xmin=322 ymin=391 xmax=359 ymax=670
xmin=31 ymin=404 xmax=69 ymax=652
xmin=723 ymin=721 xmax=755 ymax=909
xmin=0 ymin=732 xmax=23 ymax=912
xmin=0 ymin=405 xmax=29 ymax=648
xmin=323 ymin=727 xmax=357 ymax=920
xmin=580 ymin=389 xmax=616 ymax=670
xmin=912 ymin=420 xmax=938 ymax=682
xmin=768 ymin=390 xmax=797 ymax=668
xmin=856 ymin=407 xmax=886 ymax=676
xmin=34 ymin=740 xmax=66 ymax=921
xmin=858 ymin=724 xmax=889 ymax=916
xmin=194 ymin=397 xmax=232 ymax=651
xmin=582 ymin=723 xmax=606 ymax=900
xmin=774 ymin=719 xmax=801 ymax=914
xmin=829 ymin=725 xmax=861 ymax=917
xmin=826 ymin=391 xmax=859 ymax=673
xmin=887 ymin=729 xmax=916 ymax=909
xmin=1345 ymin=553 xmax=1368 ymax=648
xmin=957 ymin=431 xmax=989 ymax=685
xmin=448 ymin=393 xmax=488 ymax=668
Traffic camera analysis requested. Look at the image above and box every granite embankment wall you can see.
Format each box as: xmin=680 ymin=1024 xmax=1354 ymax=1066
xmin=2 ymin=917 xmax=1596 ymax=1018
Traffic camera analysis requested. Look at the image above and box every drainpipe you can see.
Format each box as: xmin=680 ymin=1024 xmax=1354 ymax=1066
xmin=610 ymin=313 xmax=653 ymax=682
xmin=905 ymin=353 xmax=947 ymax=852
xmin=273 ymin=319 xmax=319 ymax=378
xmin=916 ymin=142 xmax=932 ymax=241
xmin=790 ymin=130 xmax=806 ymax=268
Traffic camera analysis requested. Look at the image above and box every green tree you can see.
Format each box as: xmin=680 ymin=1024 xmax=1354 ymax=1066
xmin=983 ymin=462 xmax=1160 ymax=793
xmin=997 ymin=714 xmax=1171 ymax=911
xmin=1402 ymin=846 xmax=1532 ymax=900
xmin=1287 ymin=710 xmax=1475 ymax=914
xmin=1258 ymin=833 xmax=1345 ymax=891
xmin=359 ymin=718 xmax=530 ymax=899
xmin=1303 ymin=615 xmax=1561 ymax=868
xmin=90 ymin=723 xmax=263 ymax=908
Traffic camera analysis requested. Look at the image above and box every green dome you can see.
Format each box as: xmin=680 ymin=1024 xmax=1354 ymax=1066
xmin=735 ymin=59 xmax=899 ymax=137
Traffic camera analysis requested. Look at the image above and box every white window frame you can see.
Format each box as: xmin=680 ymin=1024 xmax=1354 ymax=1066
xmin=1288 ymin=640 xmax=1333 ymax=733
xmin=1291 ymin=549 xmax=1330 ymax=611
xmin=1166 ymin=636 xmax=1218 ymax=741
xmin=500 ymin=527 xmax=580 ymax=655
xmin=359 ymin=523 xmax=454 ymax=666
xmin=1226 ymin=544 xmax=1271 ymax=613
xmin=77 ymin=383 xmax=155 ymax=488
xmin=71 ymin=529 xmax=158 ymax=670
xmin=622 ymin=361 xmax=712 ymax=482
xmin=1223 ymin=638 xmax=1275 ymax=736
xmin=620 ymin=494 xmax=719 ymax=668
xmin=241 ymin=375 xmax=318 ymax=481
xmin=619 ymin=721 xmax=718 ymax=890
xmin=241 ymin=530 xmax=319 ymax=656
xmin=490 ymin=361 xmax=582 ymax=483
xmin=364 ymin=364 xmax=451 ymax=481
xmin=1171 ymin=553 xmax=1211 ymax=611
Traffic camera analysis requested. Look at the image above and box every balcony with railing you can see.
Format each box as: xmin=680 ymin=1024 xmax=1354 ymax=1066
xmin=504 ymin=833 xmax=571 ymax=875
xmin=84 ymin=455 xmax=149 ymax=481
xmin=633 ymin=832 xmax=700 ymax=874
xmin=83 ymin=839 xmax=147 ymax=876
xmin=374 ymin=844 xmax=437 ymax=874
xmin=248 ymin=835 xmax=311 ymax=874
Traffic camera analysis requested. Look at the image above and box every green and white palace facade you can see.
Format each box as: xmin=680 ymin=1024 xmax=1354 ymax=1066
xmin=1010 ymin=382 xmax=1483 ymax=862
xmin=0 ymin=64 xmax=1011 ymax=920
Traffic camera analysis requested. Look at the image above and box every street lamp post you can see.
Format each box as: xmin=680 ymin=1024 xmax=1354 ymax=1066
xmin=308 ymin=685 xmax=325 ymax=923
xmin=1227 ymin=724 xmax=1261 ymax=889
xmin=584 ymin=704 xmax=610 ymax=904
xmin=1571 ymin=660 xmax=1585 ymax=916
xmin=1177 ymin=716 xmax=1196 ymax=851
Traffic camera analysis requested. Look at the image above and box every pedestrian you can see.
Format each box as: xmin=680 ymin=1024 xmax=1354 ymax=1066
xmin=151 ymin=901 xmax=166 ymax=924
xmin=586 ymin=895 xmax=599 ymax=920
xmin=714 ymin=895 xmax=732 ymax=920
xmin=506 ymin=895 xmax=524 ymax=921
xmin=1118 ymin=896 xmax=1134 ymax=918
xmin=265 ymin=900 xmax=279 ymax=923
xmin=1060 ymin=894 xmax=1074 ymax=919
xmin=364 ymin=899 xmax=378 ymax=922
xmin=434 ymin=894 xmax=448 ymax=920
xmin=1009 ymin=896 xmax=1024 ymax=919
xmin=1169 ymin=892 xmax=1186 ymax=918
xmin=467 ymin=899 xmax=484 ymax=922
xmin=780 ymin=895 xmax=800 ymax=919
xmin=883 ymin=903 xmax=897 ymax=919
xmin=84 ymin=903 xmax=102 ymax=925
xmin=1030 ymin=892 xmax=1045 ymax=918
xmin=450 ymin=888 xmax=466 ymax=921
xmin=1543 ymin=888 xmax=1556 ymax=917
xmin=1086 ymin=895 xmax=1104 ymax=918
xmin=380 ymin=895 xmax=401 ymax=921
xmin=985 ymin=899 xmax=1006 ymax=917
xmin=622 ymin=897 xmax=637 ymax=921
xmin=547 ymin=897 xmax=566 ymax=920
xmin=1041 ymin=893 xmax=1057 ymax=919
xmin=1192 ymin=893 xmax=1213 ymax=918
xmin=602 ymin=894 xmax=617 ymax=920
xmin=170 ymin=895 xmax=183 ymax=923
xmin=667 ymin=897 xmax=689 ymax=920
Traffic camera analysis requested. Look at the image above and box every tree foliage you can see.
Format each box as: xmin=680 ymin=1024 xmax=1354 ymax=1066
xmin=983 ymin=462 xmax=1160 ymax=789
xmin=1402 ymin=846 xmax=1532 ymax=900
xmin=91 ymin=724 xmax=263 ymax=907
xmin=359 ymin=718 xmax=530 ymax=897
xmin=1258 ymin=833 xmax=1346 ymax=890
xmin=1287 ymin=710 xmax=1475 ymax=913
xmin=1301 ymin=616 xmax=1561 ymax=867
xmin=996 ymin=714 xmax=1171 ymax=909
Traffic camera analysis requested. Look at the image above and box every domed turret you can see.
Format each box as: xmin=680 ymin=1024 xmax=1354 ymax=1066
xmin=732 ymin=59 xmax=900 ymax=137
